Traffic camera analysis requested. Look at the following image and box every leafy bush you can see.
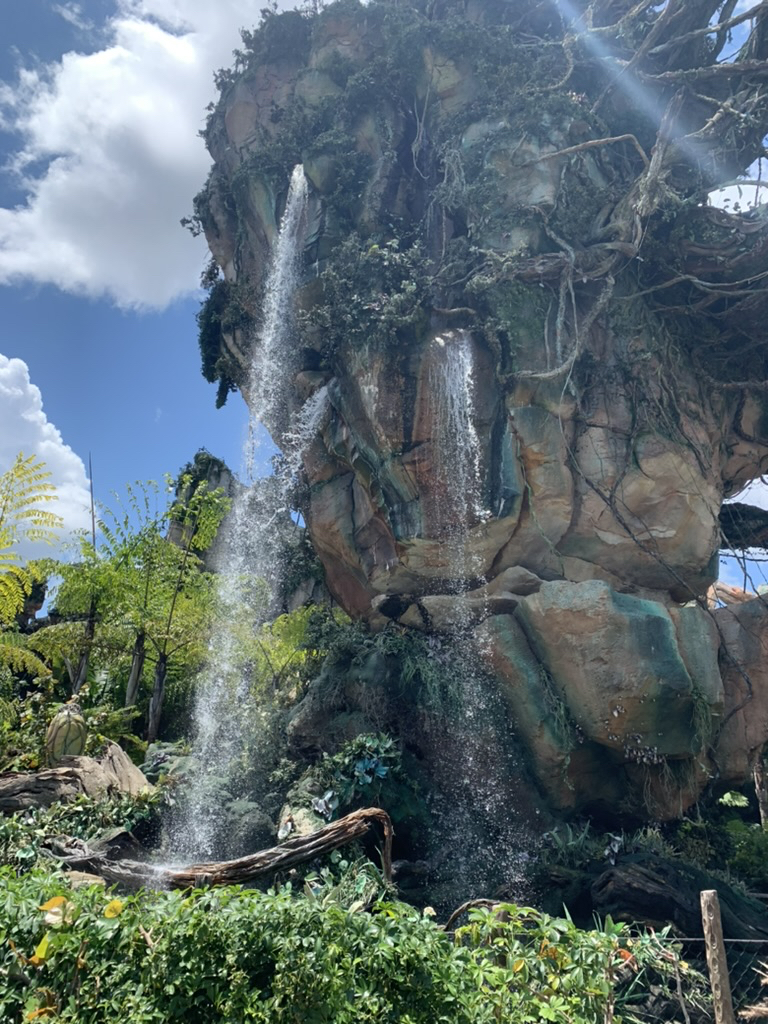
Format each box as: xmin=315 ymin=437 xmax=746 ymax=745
xmin=724 ymin=819 xmax=768 ymax=889
xmin=0 ymin=870 xmax=707 ymax=1024
xmin=293 ymin=733 xmax=418 ymax=828
xmin=0 ymin=793 xmax=163 ymax=874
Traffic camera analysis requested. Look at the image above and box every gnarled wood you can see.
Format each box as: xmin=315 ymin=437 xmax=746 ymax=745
xmin=590 ymin=858 xmax=768 ymax=940
xmin=45 ymin=807 xmax=393 ymax=890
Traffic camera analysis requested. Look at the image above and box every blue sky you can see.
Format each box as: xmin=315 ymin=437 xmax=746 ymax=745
xmin=0 ymin=0 xmax=286 ymax=541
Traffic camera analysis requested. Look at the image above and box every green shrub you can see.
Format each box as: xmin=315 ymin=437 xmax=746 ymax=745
xmin=0 ymin=870 xmax=706 ymax=1024
xmin=724 ymin=820 xmax=768 ymax=889
xmin=0 ymin=793 xmax=162 ymax=874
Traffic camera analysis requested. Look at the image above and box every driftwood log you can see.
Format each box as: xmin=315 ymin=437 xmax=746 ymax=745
xmin=44 ymin=807 xmax=393 ymax=891
xmin=552 ymin=851 xmax=768 ymax=937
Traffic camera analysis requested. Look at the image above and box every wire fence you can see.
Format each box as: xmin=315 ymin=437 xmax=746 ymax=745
xmin=644 ymin=935 xmax=768 ymax=1022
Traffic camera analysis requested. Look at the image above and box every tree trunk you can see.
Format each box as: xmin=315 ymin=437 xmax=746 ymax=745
xmin=72 ymin=600 xmax=97 ymax=696
xmin=146 ymin=652 xmax=167 ymax=743
xmin=124 ymin=631 xmax=146 ymax=708
xmin=589 ymin=857 xmax=768 ymax=940
xmin=44 ymin=806 xmax=393 ymax=890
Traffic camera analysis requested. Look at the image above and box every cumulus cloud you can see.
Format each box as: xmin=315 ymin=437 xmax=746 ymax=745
xmin=0 ymin=354 xmax=91 ymax=555
xmin=0 ymin=0 xmax=295 ymax=309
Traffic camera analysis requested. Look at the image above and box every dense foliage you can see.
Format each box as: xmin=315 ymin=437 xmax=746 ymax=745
xmin=0 ymin=869 xmax=705 ymax=1024
xmin=1 ymin=471 xmax=230 ymax=757
xmin=0 ymin=793 xmax=163 ymax=874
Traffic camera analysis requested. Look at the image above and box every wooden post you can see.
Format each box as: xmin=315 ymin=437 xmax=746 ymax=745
xmin=701 ymin=889 xmax=736 ymax=1024
xmin=754 ymin=748 xmax=768 ymax=828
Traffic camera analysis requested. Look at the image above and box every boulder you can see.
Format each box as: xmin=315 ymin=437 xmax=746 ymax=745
xmin=0 ymin=742 xmax=153 ymax=814
xmin=515 ymin=580 xmax=706 ymax=757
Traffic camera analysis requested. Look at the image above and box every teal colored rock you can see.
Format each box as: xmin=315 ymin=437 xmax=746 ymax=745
xmin=478 ymin=613 xmax=621 ymax=814
xmin=515 ymin=580 xmax=706 ymax=759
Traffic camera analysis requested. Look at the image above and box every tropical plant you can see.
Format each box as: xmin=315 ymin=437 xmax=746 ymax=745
xmin=0 ymin=453 xmax=61 ymax=625
xmin=29 ymin=475 xmax=229 ymax=740
xmin=0 ymin=453 xmax=60 ymax=681
xmin=0 ymin=869 xmax=709 ymax=1024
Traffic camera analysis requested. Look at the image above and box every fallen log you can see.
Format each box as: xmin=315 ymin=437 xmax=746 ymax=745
xmin=541 ymin=853 xmax=768 ymax=940
xmin=591 ymin=858 xmax=768 ymax=940
xmin=44 ymin=806 xmax=393 ymax=891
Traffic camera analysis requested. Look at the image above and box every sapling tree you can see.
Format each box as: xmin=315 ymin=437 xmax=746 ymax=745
xmin=35 ymin=477 xmax=229 ymax=740
xmin=144 ymin=479 xmax=229 ymax=741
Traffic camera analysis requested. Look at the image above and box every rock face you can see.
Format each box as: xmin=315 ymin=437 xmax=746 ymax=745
xmin=0 ymin=742 xmax=153 ymax=813
xmin=196 ymin=2 xmax=768 ymax=821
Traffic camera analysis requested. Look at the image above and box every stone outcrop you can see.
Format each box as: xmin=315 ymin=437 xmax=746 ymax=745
xmin=0 ymin=742 xmax=152 ymax=814
xmin=196 ymin=2 xmax=768 ymax=820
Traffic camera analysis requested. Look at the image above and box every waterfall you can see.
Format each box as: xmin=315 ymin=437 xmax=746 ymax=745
xmin=168 ymin=166 xmax=309 ymax=861
xmin=245 ymin=163 xmax=309 ymax=478
xmin=429 ymin=330 xmax=483 ymax=566
xmin=426 ymin=330 xmax=533 ymax=900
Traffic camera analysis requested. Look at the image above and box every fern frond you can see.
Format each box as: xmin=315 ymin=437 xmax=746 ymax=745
xmin=0 ymin=632 xmax=50 ymax=678
xmin=0 ymin=566 xmax=29 ymax=625
xmin=0 ymin=452 xmax=63 ymax=623
xmin=0 ymin=453 xmax=63 ymax=545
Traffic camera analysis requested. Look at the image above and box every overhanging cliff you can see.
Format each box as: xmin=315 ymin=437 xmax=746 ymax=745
xmin=192 ymin=0 xmax=768 ymax=822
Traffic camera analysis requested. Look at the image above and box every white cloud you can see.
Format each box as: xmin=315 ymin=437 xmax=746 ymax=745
xmin=733 ymin=478 xmax=768 ymax=510
xmin=0 ymin=354 xmax=91 ymax=555
xmin=52 ymin=3 xmax=94 ymax=33
xmin=0 ymin=1 xmax=296 ymax=309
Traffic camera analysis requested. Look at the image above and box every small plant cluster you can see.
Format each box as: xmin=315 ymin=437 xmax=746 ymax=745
xmin=304 ymin=237 xmax=432 ymax=360
xmin=0 ymin=868 xmax=708 ymax=1024
xmin=0 ymin=793 xmax=163 ymax=874
xmin=303 ymin=610 xmax=459 ymax=712
xmin=540 ymin=802 xmax=768 ymax=898
xmin=308 ymin=733 xmax=400 ymax=820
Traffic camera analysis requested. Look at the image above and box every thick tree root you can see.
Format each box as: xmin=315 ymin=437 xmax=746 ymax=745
xmin=44 ymin=807 xmax=393 ymax=890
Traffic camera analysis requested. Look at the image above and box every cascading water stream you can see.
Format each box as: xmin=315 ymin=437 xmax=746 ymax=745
xmin=427 ymin=330 xmax=532 ymax=897
xmin=169 ymin=166 xmax=309 ymax=861
xmin=244 ymin=164 xmax=309 ymax=479
xmin=429 ymin=331 xmax=483 ymax=575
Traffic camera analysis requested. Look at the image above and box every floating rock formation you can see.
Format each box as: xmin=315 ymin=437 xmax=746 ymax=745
xmin=195 ymin=1 xmax=768 ymax=821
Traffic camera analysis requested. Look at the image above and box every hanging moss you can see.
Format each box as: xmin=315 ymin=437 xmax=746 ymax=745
xmin=302 ymin=235 xmax=432 ymax=361
xmin=197 ymin=280 xmax=253 ymax=409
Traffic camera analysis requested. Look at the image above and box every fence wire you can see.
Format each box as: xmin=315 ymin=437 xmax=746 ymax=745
xmin=647 ymin=936 xmax=768 ymax=1023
